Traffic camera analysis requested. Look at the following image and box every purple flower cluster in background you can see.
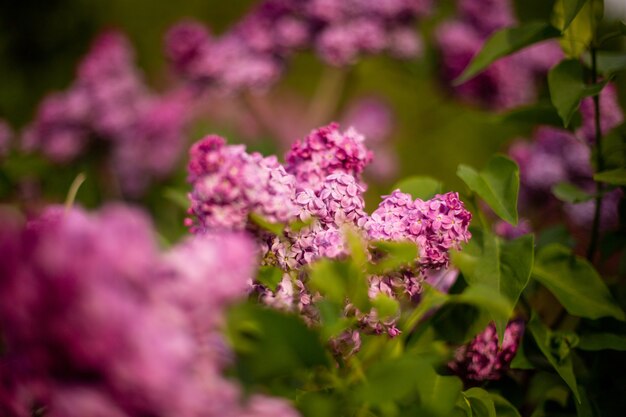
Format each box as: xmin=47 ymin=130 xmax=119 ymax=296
xmin=166 ymin=0 xmax=431 ymax=92
xmin=22 ymin=32 xmax=191 ymax=196
xmin=509 ymin=86 xmax=624 ymax=231
xmin=435 ymin=0 xmax=562 ymax=109
xmin=0 ymin=205 xmax=299 ymax=417
xmin=187 ymin=123 xmax=471 ymax=346
xmin=449 ymin=320 xmax=525 ymax=381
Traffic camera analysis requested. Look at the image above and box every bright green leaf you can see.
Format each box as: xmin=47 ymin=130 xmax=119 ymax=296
xmin=455 ymin=22 xmax=561 ymax=83
xmin=554 ymin=0 xmax=593 ymax=57
xmin=533 ymin=244 xmax=626 ymax=321
xmin=452 ymin=284 xmax=514 ymax=326
xmin=552 ymin=182 xmax=594 ymax=203
xmin=392 ymin=176 xmax=443 ymax=200
xmin=528 ymin=313 xmax=581 ymax=403
xmin=560 ymin=0 xmax=589 ymax=30
xmin=594 ymin=168 xmax=626 ymax=185
xmin=464 ymin=388 xmax=496 ymax=417
xmin=457 ymin=155 xmax=519 ymax=225
xmin=372 ymin=294 xmax=400 ymax=320
xmin=414 ymin=361 xmax=463 ymax=417
xmin=370 ymin=240 xmax=419 ymax=274
xmin=256 ymin=266 xmax=283 ymax=292
xmin=578 ymin=332 xmax=626 ymax=351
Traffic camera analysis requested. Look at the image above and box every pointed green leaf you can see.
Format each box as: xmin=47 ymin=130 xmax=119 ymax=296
xmin=552 ymin=182 xmax=594 ymax=203
xmin=533 ymin=244 xmax=626 ymax=321
xmin=528 ymin=313 xmax=581 ymax=403
xmin=490 ymin=394 xmax=522 ymax=417
xmin=594 ymin=168 xmax=626 ymax=185
xmin=463 ymin=388 xmax=496 ymax=417
xmin=457 ymin=155 xmax=519 ymax=225
xmin=554 ymin=0 xmax=593 ymax=57
xmin=548 ymin=59 xmax=587 ymax=127
xmin=455 ymin=22 xmax=561 ymax=83
xmin=392 ymin=176 xmax=443 ymax=200
xmin=560 ymin=0 xmax=589 ymax=30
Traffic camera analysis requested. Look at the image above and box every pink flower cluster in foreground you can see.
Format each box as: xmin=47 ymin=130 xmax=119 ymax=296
xmin=22 ymin=32 xmax=190 ymax=196
xmin=449 ymin=320 xmax=525 ymax=381
xmin=187 ymin=123 xmax=472 ymax=341
xmin=435 ymin=0 xmax=562 ymax=109
xmin=509 ymin=86 xmax=624 ymax=231
xmin=166 ymin=0 xmax=431 ymax=92
xmin=0 ymin=205 xmax=298 ymax=417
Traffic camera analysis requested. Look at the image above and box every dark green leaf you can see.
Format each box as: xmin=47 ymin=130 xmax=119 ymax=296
xmin=226 ymin=303 xmax=329 ymax=383
xmin=463 ymin=388 xmax=496 ymax=417
xmin=452 ymin=230 xmax=533 ymax=338
xmin=533 ymin=244 xmax=626 ymax=321
xmin=584 ymin=51 xmax=626 ymax=75
xmin=528 ymin=313 xmax=581 ymax=403
xmin=370 ymin=240 xmax=419 ymax=274
xmin=453 ymin=284 xmax=514 ymax=326
xmin=455 ymin=22 xmax=561 ymax=83
xmin=578 ymin=332 xmax=626 ymax=351
xmin=392 ymin=176 xmax=443 ymax=200
xmin=548 ymin=59 xmax=600 ymax=127
xmin=491 ymin=394 xmax=521 ymax=417
xmin=457 ymin=155 xmax=519 ymax=225
xmin=256 ymin=266 xmax=284 ymax=292
xmin=552 ymin=182 xmax=594 ymax=203
xmin=500 ymin=103 xmax=564 ymax=127
xmin=594 ymin=168 xmax=626 ymax=185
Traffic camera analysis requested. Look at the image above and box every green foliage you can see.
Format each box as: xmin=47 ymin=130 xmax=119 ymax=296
xmin=369 ymin=240 xmax=419 ymax=274
xmin=391 ymin=176 xmax=443 ymax=200
xmin=452 ymin=229 xmax=534 ymax=338
xmin=256 ymin=266 xmax=284 ymax=292
xmin=553 ymin=0 xmax=594 ymax=57
xmin=455 ymin=22 xmax=561 ymax=83
xmin=528 ymin=313 xmax=581 ymax=403
xmin=593 ymin=168 xmax=626 ymax=185
xmin=578 ymin=332 xmax=626 ymax=351
xmin=548 ymin=59 xmax=606 ymax=127
xmin=559 ymin=0 xmax=589 ymax=31
xmin=552 ymin=182 xmax=594 ymax=203
xmin=457 ymin=155 xmax=520 ymax=225
xmin=533 ymin=244 xmax=626 ymax=321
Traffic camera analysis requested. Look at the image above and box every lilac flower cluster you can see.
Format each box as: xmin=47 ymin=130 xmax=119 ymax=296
xmin=0 ymin=205 xmax=298 ymax=417
xmin=0 ymin=119 xmax=12 ymax=157
xmin=449 ymin=320 xmax=525 ymax=381
xmin=22 ymin=31 xmax=190 ymax=196
xmin=435 ymin=0 xmax=562 ymax=109
xmin=166 ymin=0 xmax=431 ymax=92
xmin=285 ymin=122 xmax=373 ymax=191
xmin=509 ymin=87 xmax=624 ymax=231
xmin=187 ymin=123 xmax=472 ymax=347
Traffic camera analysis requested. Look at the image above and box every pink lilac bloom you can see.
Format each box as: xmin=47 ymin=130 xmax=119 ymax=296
xmin=0 ymin=119 xmax=12 ymax=157
xmin=285 ymin=122 xmax=373 ymax=192
xmin=435 ymin=0 xmax=562 ymax=110
xmin=578 ymin=84 xmax=624 ymax=143
xmin=365 ymin=190 xmax=472 ymax=270
xmin=0 ymin=205 xmax=299 ymax=417
xmin=166 ymin=0 xmax=431 ymax=92
xmin=449 ymin=320 xmax=525 ymax=381
xmin=186 ymin=134 xmax=298 ymax=233
xmin=22 ymin=31 xmax=190 ymax=196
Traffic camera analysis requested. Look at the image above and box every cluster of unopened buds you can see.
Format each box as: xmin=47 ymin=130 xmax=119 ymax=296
xmin=187 ymin=122 xmax=473 ymax=346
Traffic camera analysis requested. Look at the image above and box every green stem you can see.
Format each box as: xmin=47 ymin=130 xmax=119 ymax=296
xmin=586 ymin=45 xmax=605 ymax=262
xmin=306 ymin=66 xmax=349 ymax=126
xmin=64 ymin=173 xmax=86 ymax=213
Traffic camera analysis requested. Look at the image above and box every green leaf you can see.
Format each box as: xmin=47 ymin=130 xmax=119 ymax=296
xmin=226 ymin=303 xmax=329 ymax=383
xmin=560 ymin=0 xmax=589 ymax=30
xmin=457 ymin=155 xmax=519 ymax=225
xmin=392 ymin=176 xmax=443 ymax=200
xmin=594 ymin=168 xmax=626 ymax=185
xmin=548 ymin=59 xmax=606 ymax=127
xmin=500 ymin=103 xmax=564 ymax=127
xmin=452 ymin=284 xmax=514 ymax=326
xmin=463 ymin=388 xmax=496 ymax=417
xmin=372 ymin=294 xmax=400 ymax=320
xmin=309 ymin=258 xmax=370 ymax=311
xmin=552 ymin=182 xmax=594 ymax=203
xmin=533 ymin=244 xmax=626 ymax=321
xmin=528 ymin=313 xmax=581 ymax=403
xmin=354 ymin=356 xmax=422 ymax=405
xmin=491 ymin=394 xmax=522 ymax=417
xmin=414 ymin=361 xmax=463 ymax=417
xmin=402 ymin=284 xmax=449 ymax=333
xmin=249 ymin=212 xmax=284 ymax=235
xmin=452 ymin=230 xmax=533 ymax=338
xmin=578 ymin=332 xmax=626 ymax=351
xmin=256 ymin=266 xmax=284 ymax=292
xmin=370 ymin=240 xmax=419 ymax=274
xmin=163 ymin=187 xmax=189 ymax=210
xmin=455 ymin=22 xmax=561 ymax=83
xmin=584 ymin=51 xmax=626 ymax=76
xmin=554 ymin=0 xmax=593 ymax=57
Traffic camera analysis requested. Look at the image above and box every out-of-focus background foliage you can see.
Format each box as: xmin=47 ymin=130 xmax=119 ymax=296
xmin=1 ymin=0 xmax=623 ymax=237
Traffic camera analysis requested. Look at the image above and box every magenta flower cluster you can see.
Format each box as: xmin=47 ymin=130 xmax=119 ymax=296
xmin=509 ymin=86 xmax=624 ymax=231
xmin=435 ymin=0 xmax=562 ymax=109
xmin=0 ymin=205 xmax=298 ymax=417
xmin=166 ymin=0 xmax=431 ymax=92
xmin=22 ymin=32 xmax=190 ymax=195
xmin=449 ymin=320 xmax=525 ymax=381
xmin=187 ymin=123 xmax=472 ymax=343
